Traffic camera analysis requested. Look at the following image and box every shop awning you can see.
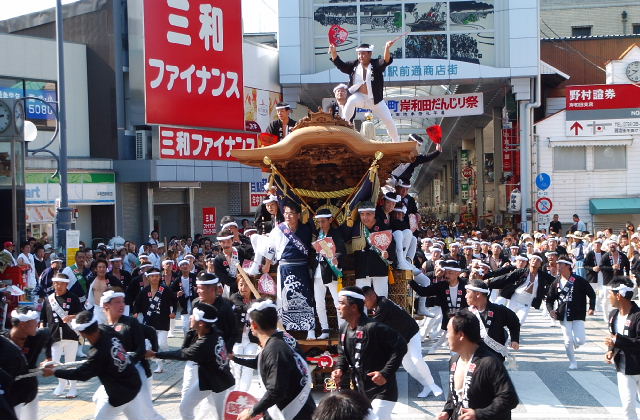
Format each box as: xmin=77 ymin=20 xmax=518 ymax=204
xmin=589 ymin=198 xmax=640 ymax=215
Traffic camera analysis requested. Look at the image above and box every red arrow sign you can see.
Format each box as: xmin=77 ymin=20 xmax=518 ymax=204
xmin=570 ymin=121 xmax=583 ymax=135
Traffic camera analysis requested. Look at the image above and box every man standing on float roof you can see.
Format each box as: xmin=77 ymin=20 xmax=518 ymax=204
xmin=329 ymin=41 xmax=400 ymax=142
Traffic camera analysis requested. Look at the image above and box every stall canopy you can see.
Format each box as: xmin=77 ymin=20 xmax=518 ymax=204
xmin=589 ymin=197 xmax=640 ymax=215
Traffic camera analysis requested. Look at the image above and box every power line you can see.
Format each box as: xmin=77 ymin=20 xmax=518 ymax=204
xmin=541 ymin=19 xmax=606 ymax=72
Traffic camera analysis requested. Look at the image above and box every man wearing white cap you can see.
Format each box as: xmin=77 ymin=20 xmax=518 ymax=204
xmin=487 ymin=253 xmax=554 ymax=324
xmin=604 ymin=277 xmax=640 ymax=420
xmin=546 ymin=256 xmax=596 ymax=369
xmin=43 ymin=310 xmax=146 ymax=419
xmin=133 ymin=268 xmax=177 ymax=373
xmin=40 ymin=273 xmax=82 ymax=398
xmin=267 ymin=102 xmax=297 ymax=141
xmin=326 ymin=83 xmax=349 ymax=119
xmin=332 ymin=286 xmax=407 ymax=420
xmin=102 ymin=289 xmax=164 ymax=420
xmin=348 ymin=201 xmax=396 ymax=298
xmin=329 ymin=42 xmax=400 ymax=142
xmin=35 ymin=256 xmax=64 ymax=299
xmin=213 ymin=228 xmax=247 ymax=296
xmin=5 ymin=306 xmax=49 ymax=420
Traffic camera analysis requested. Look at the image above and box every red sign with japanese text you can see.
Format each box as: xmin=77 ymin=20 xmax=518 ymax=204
xmin=202 ymin=207 xmax=217 ymax=235
xmin=143 ymin=0 xmax=244 ymax=129
xmin=566 ymin=84 xmax=640 ymax=111
xmin=159 ymin=126 xmax=257 ymax=160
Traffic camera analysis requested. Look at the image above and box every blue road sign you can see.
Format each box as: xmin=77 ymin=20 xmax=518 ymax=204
xmin=536 ymin=173 xmax=551 ymax=191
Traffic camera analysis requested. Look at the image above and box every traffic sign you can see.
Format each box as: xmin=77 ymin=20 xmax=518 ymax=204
xmin=535 ymin=197 xmax=553 ymax=214
xmin=535 ymin=173 xmax=551 ymax=190
xmin=462 ymin=167 xmax=473 ymax=179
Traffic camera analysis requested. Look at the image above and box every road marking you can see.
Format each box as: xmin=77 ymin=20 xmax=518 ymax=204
xmin=510 ymin=371 xmax=570 ymax=416
xmin=568 ymin=371 xmax=621 ymax=415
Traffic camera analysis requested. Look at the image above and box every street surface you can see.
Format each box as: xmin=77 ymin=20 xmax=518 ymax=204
xmin=37 ymin=307 xmax=620 ymax=420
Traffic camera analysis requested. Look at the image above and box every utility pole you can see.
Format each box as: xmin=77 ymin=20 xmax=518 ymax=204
xmin=55 ymin=0 xmax=72 ymax=258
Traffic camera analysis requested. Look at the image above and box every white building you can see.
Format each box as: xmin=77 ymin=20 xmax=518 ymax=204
xmin=533 ymin=45 xmax=640 ymax=233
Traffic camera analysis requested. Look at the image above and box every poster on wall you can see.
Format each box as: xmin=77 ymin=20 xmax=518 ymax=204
xmin=244 ymin=88 xmax=282 ymax=133
xmin=202 ymin=207 xmax=217 ymax=235
xmin=312 ymin=0 xmax=495 ymax=72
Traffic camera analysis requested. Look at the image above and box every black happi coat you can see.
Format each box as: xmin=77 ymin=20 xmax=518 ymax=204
xmin=214 ymin=248 xmax=247 ymax=294
xmin=34 ymin=267 xmax=60 ymax=299
xmin=393 ymin=150 xmax=442 ymax=185
xmin=370 ymin=296 xmax=419 ymax=342
xmin=0 ymin=335 xmax=28 ymax=411
xmin=443 ymin=345 xmax=519 ymax=420
xmin=486 ymin=268 xmax=554 ymax=310
xmin=1 ymin=328 xmax=49 ymax=406
xmin=471 ymin=303 xmax=521 ymax=360
xmin=108 ymin=269 xmax=132 ymax=290
xmin=55 ymin=326 xmax=141 ymax=407
xmin=190 ymin=297 xmax=238 ymax=353
xmin=111 ymin=315 xmax=152 ymax=378
xmin=336 ymin=316 xmax=407 ymax=402
xmin=156 ymin=327 xmax=235 ymax=392
xmin=608 ymin=302 xmax=640 ymax=375
xmin=170 ymin=272 xmax=197 ymax=315
xmin=583 ymin=250 xmax=604 ymax=283
xmin=330 ymin=55 xmax=393 ymax=105
xmin=244 ymin=334 xmax=315 ymax=420
xmin=41 ymin=291 xmax=82 ymax=342
xmin=254 ymin=206 xmax=284 ymax=235
xmin=229 ymin=293 xmax=258 ymax=345
xmin=267 ymin=118 xmax=297 ymax=141
xmin=600 ymin=252 xmax=631 ymax=285
xmin=546 ymin=275 xmax=596 ymax=321
xmin=349 ymin=219 xmax=396 ymax=278
xmin=313 ymin=226 xmax=347 ymax=284
xmin=134 ymin=284 xmax=177 ymax=331
xmin=410 ymin=279 xmax=469 ymax=330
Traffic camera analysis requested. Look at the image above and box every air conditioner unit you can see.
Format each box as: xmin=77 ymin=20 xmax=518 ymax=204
xmin=135 ymin=129 xmax=152 ymax=160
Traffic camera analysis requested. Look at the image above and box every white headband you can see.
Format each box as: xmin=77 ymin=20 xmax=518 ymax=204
xmin=192 ymin=307 xmax=218 ymax=323
xmin=52 ymin=275 xmax=70 ymax=283
xmin=384 ymin=194 xmax=400 ymax=203
xmin=393 ymin=207 xmax=407 ymax=214
xmin=162 ymin=260 xmax=174 ymax=266
xmin=444 ymin=267 xmax=463 ymax=272
xmin=510 ymin=246 xmax=520 ymax=250
xmin=184 ymin=254 xmax=196 ymax=259
xmin=100 ymin=291 xmax=125 ymax=307
xmin=355 ymin=45 xmax=374 ymax=52
xmin=333 ymin=83 xmax=348 ymax=93
xmin=263 ymin=195 xmax=278 ymax=204
xmin=139 ymin=263 xmax=153 ymax=269
xmin=314 ymin=213 xmax=332 ymax=219
xmin=145 ymin=271 xmax=161 ymax=277
xmin=612 ymin=284 xmax=634 ymax=296
xmin=71 ymin=313 xmax=98 ymax=332
xmin=51 ymin=258 xmax=64 ymax=263
xmin=196 ymin=277 xmax=220 ymax=285
xmin=139 ymin=254 xmax=149 ymax=259
xmin=221 ymin=222 xmax=238 ymax=230
xmin=529 ymin=255 xmax=543 ymax=263
xmin=247 ymin=300 xmax=277 ymax=314
xmin=465 ymin=285 xmax=490 ymax=294
xmin=557 ymin=259 xmax=573 ymax=267
xmin=11 ymin=309 xmax=39 ymax=322
xmin=515 ymin=256 xmax=529 ymax=262
xmin=339 ymin=290 xmax=365 ymax=301
xmin=358 ymin=207 xmax=376 ymax=213
xmin=275 ymin=104 xmax=290 ymax=110
xmin=108 ymin=257 xmax=122 ymax=262
xmin=216 ymin=235 xmax=234 ymax=241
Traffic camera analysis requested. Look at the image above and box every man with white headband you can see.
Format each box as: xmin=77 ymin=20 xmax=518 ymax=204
xmin=326 ymin=83 xmax=350 ymax=119
xmin=219 ymin=215 xmax=253 ymax=256
xmin=362 ymin=286 xmax=443 ymax=398
xmin=329 ymin=41 xmax=400 ymax=142
xmin=487 ymin=253 xmax=554 ymax=324
xmin=312 ymin=208 xmax=347 ymax=339
xmin=390 ymin=199 xmax=417 ymax=272
xmin=213 ymin=228 xmax=247 ymax=296
xmin=40 ymin=273 xmax=82 ymax=398
xmin=584 ymin=238 xmax=609 ymax=322
xmin=108 ymin=257 xmax=132 ymax=291
xmin=464 ymin=279 xmax=520 ymax=361
xmin=4 ymin=306 xmax=49 ymax=420
xmin=102 ymin=289 xmax=164 ymax=420
xmin=191 ymin=272 xmax=237 ymax=353
xmin=133 ymin=268 xmax=177 ymax=373
xmin=395 ymin=182 xmax=420 ymax=267
xmin=601 ymin=238 xmax=631 ymax=291
xmin=604 ymin=277 xmax=640 ymax=420
xmin=148 ymin=302 xmax=235 ymax=420
xmin=34 ymin=256 xmax=64 ymax=299
xmin=546 ymin=256 xmax=596 ymax=369
xmin=236 ymin=299 xmax=316 ymax=420
xmin=267 ymin=102 xmax=297 ymax=141
xmin=125 ymin=260 xmax=154 ymax=312
xmin=348 ymin=201 xmax=396 ymax=298
xmin=43 ymin=310 xmax=146 ymax=419
xmin=332 ymin=286 xmax=407 ymax=420
xmin=170 ymin=259 xmax=197 ymax=335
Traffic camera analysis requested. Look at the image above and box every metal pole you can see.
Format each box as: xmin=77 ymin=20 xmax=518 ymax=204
xmin=55 ymin=0 xmax=72 ymax=260
xmin=10 ymin=122 xmax=18 ymax=250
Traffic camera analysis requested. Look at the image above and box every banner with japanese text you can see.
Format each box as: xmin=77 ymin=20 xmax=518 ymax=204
xmin=159 ymin=126 xmax=257 ymax=160
xmin=143 ymin=0 xmax=244 ymax=130
xmin=202 ymin=207 xmax=217 ymax=235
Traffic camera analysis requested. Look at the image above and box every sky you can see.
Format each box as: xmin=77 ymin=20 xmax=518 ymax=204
xmin=0 ymin=0 xmax=279 ymax=33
